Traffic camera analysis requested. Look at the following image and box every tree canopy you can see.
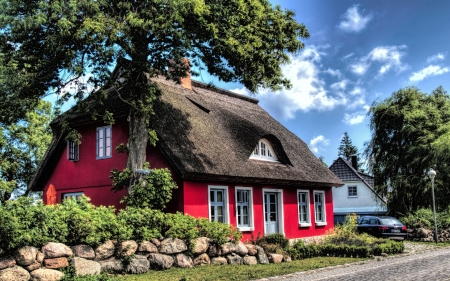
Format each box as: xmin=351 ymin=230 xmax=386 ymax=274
xmin=337 ymin=132 xmax=361 ymax=166
xmin=365 ymin=86 xmax=450 ymax=216
xmin=0 ymin=0 xmax=310 ymax=194
xmin=0 ymin=100 xmax=52 ymax=204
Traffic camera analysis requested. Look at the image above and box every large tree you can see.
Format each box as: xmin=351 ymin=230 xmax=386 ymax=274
xmin=0 ymin=0 xmax=309 ymax=193
xmin=338 ymin=132 xmax=360 ymax=163
xmin=0 ymin=100 xmax=52 ymax=204
xmin=365 ymin=86 xmax=450 ymax=216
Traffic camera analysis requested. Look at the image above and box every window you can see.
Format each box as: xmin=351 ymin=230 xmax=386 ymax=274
xmin=314 ymin=191 xmax=327 ymax=226
xmin=63 ymin=192 xmax=84 ymax=201
xmin=208 ymin=186 xmax=229 ymax=223
xmin=250 ymin=139 xmax=278 ymax=161
xmin=67 ymin=141 xmax=79 ymax=161
xmin=297 ymin=190 xmax=311 ymax=226
xmin=96 ymin=126 xmax=112 ymax=159
xmin=235 ymin=187 xmax=254 ymax=231
xmin=348 ymin=186 xmax=357 ymax=197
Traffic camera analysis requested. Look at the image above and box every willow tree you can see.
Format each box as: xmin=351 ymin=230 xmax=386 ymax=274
xmin=0 ymin=0 xmax=309 ymax=193
xmin=365 ymin=86 xmax=450 ymax=216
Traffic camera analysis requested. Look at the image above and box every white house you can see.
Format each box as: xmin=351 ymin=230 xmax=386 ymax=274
xmin=329 ymin=156 xmax=387 ymax=224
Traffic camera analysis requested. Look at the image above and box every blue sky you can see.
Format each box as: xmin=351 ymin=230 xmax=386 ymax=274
xmin=193 ymin=0 xmax=450 ymax=166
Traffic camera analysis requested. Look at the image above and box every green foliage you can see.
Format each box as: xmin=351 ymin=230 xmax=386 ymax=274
xmin=121 ymin=167 xmax=178 ymax=210
xmin=0 ymin=100 xmax=52 ymax=204
xmin=259 ymin=233 xmax=289 ymax=249
xmin=117 ymin=207 xmax=242 ymax=246
xmin=400 ymin=207 xmax=450 ymax=231
xmin=365 ymin=86 xmax=450 ymax=216
xmin=372 ymin=240 xmax=404 ymax=255
xmin=338 ymin=132 xmax=361 ymax=166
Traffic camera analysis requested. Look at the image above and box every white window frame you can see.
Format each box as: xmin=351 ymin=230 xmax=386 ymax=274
xmin=262 ymin=188 xmax=285 ymax=236
xmin=96 ymin=126 xmax=112 ymax=160
xmin=314 ymin=191 xmax=327 ymax=226
xmin=250 ymin=139 xmax=278 ymax=162
xmin=208 ymin=186 xmax=229 ymax=224
xmin=67 ymin=141 xmax=79 ymax=162
xmin=297 ymin=189 xmax=311 ymax=227
xmin=63 ymin=192 xmax=84 ymax=201
xmin=235 ymin=187 xmax=254 ymax=231
xmin=348 ymin=186 xmax=358 ymax=197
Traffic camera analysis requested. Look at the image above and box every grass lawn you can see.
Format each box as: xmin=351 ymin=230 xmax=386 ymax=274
xmin=117 ymin=257 xmax=368 ymax=281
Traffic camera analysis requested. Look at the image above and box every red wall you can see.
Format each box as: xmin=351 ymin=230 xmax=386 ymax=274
xmin=183 ymin=180 xmax=334 ymax=241
xmin=42 ymin=118 xmax=334 ymax=240
xmin=43 ymin=119 xmax=130 ymax=209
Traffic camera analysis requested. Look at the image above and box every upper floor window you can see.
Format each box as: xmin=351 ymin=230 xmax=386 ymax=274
xmin=348 ymin=186 xmax=357 ymax=197
xmin=250 ymin=139 xmax=278 ymax=161
xmin=96 ymin=126 xmax=112 ymax=159
xmin=235 ymin=187 xmax=254 ymax=231
xmin=67 ymin=141 xmax=79 ymax=161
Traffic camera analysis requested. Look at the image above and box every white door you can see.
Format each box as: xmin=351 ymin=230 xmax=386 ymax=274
xmin=264 ymin=192 xmax=279 ymax=234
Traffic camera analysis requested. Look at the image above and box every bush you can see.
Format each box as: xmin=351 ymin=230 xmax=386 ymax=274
xmin=0 ymin=197 xmax=241 ymax=251
xmin=372 ymin=240 xmax=404 ymax=255
xmin=259 ymin=233 xmax=289 ymax=248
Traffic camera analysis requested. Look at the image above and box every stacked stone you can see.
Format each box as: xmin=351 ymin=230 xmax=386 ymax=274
xmin=408 ymin=226 xmax=450 ymax=242
xmin=0 ymin=238 xmax=291 ymax=280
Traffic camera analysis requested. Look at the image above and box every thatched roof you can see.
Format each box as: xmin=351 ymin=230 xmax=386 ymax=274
xmin=30 ymin=77 xmax=343 ymax=191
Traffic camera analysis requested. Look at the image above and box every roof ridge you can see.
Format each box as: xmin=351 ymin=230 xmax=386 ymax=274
xmin=191 ymin=80 xmax=259 ymax=104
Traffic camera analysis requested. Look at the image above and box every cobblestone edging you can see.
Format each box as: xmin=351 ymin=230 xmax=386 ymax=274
xmin=254 ymin=242 xmax=450 ymax=281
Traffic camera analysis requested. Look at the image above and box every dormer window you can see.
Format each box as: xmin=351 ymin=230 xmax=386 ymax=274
xmin=250 ymin=139 xmax=278 ymax=161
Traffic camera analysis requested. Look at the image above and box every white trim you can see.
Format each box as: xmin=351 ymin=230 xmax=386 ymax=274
xmin=96 ymin=126 xmax=112 ymax=160
xmin=208 ymin=185 xmax=229 ymax=224
xmin=67 ymin=141 xmax=79 ymax=162
xmin=314 ymin=190 xmax=327 ymax=226
xmin=63 ymin=192 xmax=84 ymax=201
xmin=235 ymin=186 xmax=254 ymax=231
xmin=297 ymin=189 xmax=311 ymax=227
xmin=348 ymin=185 xmax=358 ymax=197
xmin=250 ymin=139 xmax=278 ymax=162
xmin=262 ymin=188 xmax=284 ymax=235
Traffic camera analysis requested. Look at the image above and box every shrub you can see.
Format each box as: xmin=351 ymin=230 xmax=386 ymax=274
xmin=259 ymin=233 xmax=289 ymax=248
xmin=372 ymin=240 xmax=404 ymax=255
xmin=400 ymin=208 xmax=434 ymax=229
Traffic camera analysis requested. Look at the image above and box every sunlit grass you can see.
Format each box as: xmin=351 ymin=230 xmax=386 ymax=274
xmin=117 ymin=257 xmax=367 ymax=281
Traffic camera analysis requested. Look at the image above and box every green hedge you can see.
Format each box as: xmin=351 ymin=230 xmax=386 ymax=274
xmin=0 ymin=196 xmax=241 ymax=251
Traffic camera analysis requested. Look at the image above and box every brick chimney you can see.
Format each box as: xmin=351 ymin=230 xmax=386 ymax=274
xmin=169 ymin=58 xmax=192 ymax=90
xmin=351 ymin=155 xmax=358 ymax=170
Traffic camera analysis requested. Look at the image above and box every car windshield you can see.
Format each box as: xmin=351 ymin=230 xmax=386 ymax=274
xmin=379 ymin=218 xmax=402 ymax=225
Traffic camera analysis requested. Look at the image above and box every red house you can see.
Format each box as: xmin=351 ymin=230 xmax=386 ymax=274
xmin=30 ymin=73 xmax=343 ymax=241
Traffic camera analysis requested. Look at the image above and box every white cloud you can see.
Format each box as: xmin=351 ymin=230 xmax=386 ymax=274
xmin=427 ymin=53 xmax=445 ymax=63
xmin=324 ymin=68 xmax=342 ymax=78
xmin=309 ymin=135 xmax=330 ymax=153
xmin=409 ymin=65 xmax=450 ymax=82
xmin=351 ymin=45 xmax=408 ymax=76
xmin=343 ymin=112 xmax=365 ymax=125
xmin=330 ymin=79 xmax=349 ymax=91
xmin=350 ymin=62 xmax=370 ymax=75
xmin=338 ymin=5 xmax=373 ymax=33
xmin=232 ymin=46 xmax=345 ymax=120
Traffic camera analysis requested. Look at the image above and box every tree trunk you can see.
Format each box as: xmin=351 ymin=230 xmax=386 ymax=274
xmin=126 ymin=106 xmax=148 ymax=194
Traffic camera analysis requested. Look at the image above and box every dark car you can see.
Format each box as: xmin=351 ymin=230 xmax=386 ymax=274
xmin=357 ymin=216 xmax=407 ymax=240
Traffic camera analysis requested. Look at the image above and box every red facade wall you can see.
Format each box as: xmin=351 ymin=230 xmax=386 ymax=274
xmin=43 ymin=118 xmax=334 ymax=240
xmin=183 ymin=180 xmax=334 ymax=241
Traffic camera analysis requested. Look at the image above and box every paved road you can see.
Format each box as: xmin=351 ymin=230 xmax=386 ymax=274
xmin=258 ymin=247 xmax=450 ymax=281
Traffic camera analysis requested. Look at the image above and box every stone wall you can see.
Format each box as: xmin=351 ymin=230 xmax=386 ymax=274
xmin=0 ymin=238 xmax=290 ymax=280
xmin=408 ymin=226 xmax=450 ymax=242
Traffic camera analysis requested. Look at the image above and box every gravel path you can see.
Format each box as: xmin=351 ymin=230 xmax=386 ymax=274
xmin=255 ymin=242 xmax=450 ymax=281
